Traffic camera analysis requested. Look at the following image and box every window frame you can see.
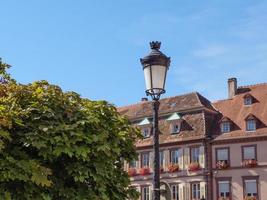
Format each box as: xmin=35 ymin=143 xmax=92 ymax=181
xmin=216 ymin=177 xmax=232 ymax=199
xmin=215 ymin=147 xmax=230 ymax=166
xmin=170 ymin=122 xmax=181 ymax=134
xmin=244 ymin=96 xmax=252 ymax=105
xmin=141 ymin=152 xmax=150 ymax=168
xmin=141 ymin=127 xmax=151 ymax=138
xmin=141 ymin=185 xmax=150 ymax=200
xmin=246 ymin=119 xmax=256 ymax=131
xmin=220 ymin=121 xmax=231 ymax=133
xmin=191 ymin=182 xmax=201 ymax=199
xmin=169 ymin=148 xmax=182 ymax=164
xmin=129 ymin=160 xmax=137 ymax=168
xmin=242 ymin=145 xmax=257 ymax=161
xmin=190 ymin=146 xmax=200 ymax=163
xmin=242 ymin=176 xmax=259 ymax=198
xmin=170 ymin=183 xmax=179 ymax=200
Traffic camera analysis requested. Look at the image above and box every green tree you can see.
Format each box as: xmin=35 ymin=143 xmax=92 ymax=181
xmin=0 ymin=59 xmax=140 ymax=200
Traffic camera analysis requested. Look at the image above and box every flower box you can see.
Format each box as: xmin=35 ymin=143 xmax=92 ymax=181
xmin=139 ymin=167 xmax=150 ymax=175
xmin=168 ymin=164 xmax=179 ymax=172
xmin=243 ymin=159 xmax=257 ymax=167
xmin=128 ymin=168 xmax=137 ymax=177
xmin=216 ymin=160 xmax=229 ymax=169
xmin=244 ymin=196 xmax=257 ymax=200
xmin=188 ymin=162 xmax=200 ymax=171
xmin=218 ymin=197 xmax=231 ymax=200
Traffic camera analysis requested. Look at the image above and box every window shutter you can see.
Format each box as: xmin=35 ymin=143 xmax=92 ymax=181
xmin=178 ymin=148 xmax=184 ymax=170
xmin=136 ymin=186 xmax=141 ymax=199
xmin=185 ymin=183 xmax=190 ymax=200
xmin=164 ymin=149 xmax=169 ymax=169
xmin=125 ymin=161 xmax=129 ymax=171
xmin=199 ymin=146 xmax=205 ymax=168
xmin=149 ymin=185 xmax=153 ymax=200
xmin=179 ymin=183 xmax=184 ymax=200
xmin=184 ymin=147 xmax=190 ymax=169
xmin=136 ymin=154 xmax=140 ymax=169
xmin=149 ymin=152 xmax=154 ymax=172
xmin=200 ymin=182 xmax=206 ymax=198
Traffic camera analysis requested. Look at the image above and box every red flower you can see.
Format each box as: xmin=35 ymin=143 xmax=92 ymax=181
xmin=188 ymin=162 xmax=200 ymax=171
xmin=216 ymin=160 xmax=229 ymax=169
xmin=168 ymin=164 xmax=179 ymax=172
xmin=128 ymin=168 xmax=137 ymax=176
xmin=243 ymin=159 xmax=257 ymax=167
xmin=139 ymin=167 xmax=150 ymax=176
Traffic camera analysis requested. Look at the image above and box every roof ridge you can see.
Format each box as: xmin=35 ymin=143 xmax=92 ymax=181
xmin=238 ymin=82 xmax=267 ymax=89
xmin=117 ymin=91 xmax=199 ymax=109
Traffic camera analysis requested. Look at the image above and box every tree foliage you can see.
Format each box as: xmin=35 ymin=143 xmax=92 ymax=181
xmin=0 ymin=59 xmax=140 ymax=200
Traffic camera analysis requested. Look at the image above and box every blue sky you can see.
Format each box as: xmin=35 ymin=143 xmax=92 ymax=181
xmin=1 ymin=0 xmax=267 ymax=106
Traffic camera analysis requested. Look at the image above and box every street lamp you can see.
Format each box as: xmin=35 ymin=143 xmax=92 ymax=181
xmin=140 ymin=41 xmax=170 ymax=200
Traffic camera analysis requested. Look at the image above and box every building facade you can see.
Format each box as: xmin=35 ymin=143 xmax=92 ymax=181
xmin=118 ymin=78 xmax=267 ymax=200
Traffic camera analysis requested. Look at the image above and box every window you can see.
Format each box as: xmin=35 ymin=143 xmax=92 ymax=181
xmin=141 ymin=153 xmax=149 ymax=167
xmin=244 ymin=97 xmax=252 ymax=105
xmin=243 ymin=146 xmax=256 ymax=160
xmin=160 ymin=151 xmax=164 ymax=167
xmin=191 ymin=147 xmax=200 ymax=163
xmin=191 ymin=182 xmax=200 ymax=199
xmin=170 ymin=149 xmax=182 ymax=164
xmin=171 ymin=123 xmax=180 ymax=134
xmin=217 ymin=148 xmax=229 ymax=161
xmin=129 ymin=160 xmax=136 ymax=168
xmin=218 ymin=181 xmax=230 ymax=198
xmin=142 ymin=128 xmax=150 ymax=138
xmin=246 ymin=119 xmax=256 ymax=131
xmin=216 ymin=148 xmax=229 ymax=163
xmin=221 ymin=122 xmax=230 ymax=133
xmin=141 ymin=186 xmax=150 ymax=200
xmin=244 ymin=179 xmax=258 ymax=197
xmin=171 ymin=184 xmax=179 ymax=200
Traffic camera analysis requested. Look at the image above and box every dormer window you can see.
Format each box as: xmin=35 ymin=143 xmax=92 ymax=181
xmin=245 ymin=114 xmax=257 ymax=132
xmin=219 ymin=117 xmax=231 ymax=133
xmin=244 ymin=97 xmax=252 ymax=105
xmin=166 ymin=113 xmax=182 ymax=134
xmin=142 ymin=127 xmax=151 ymax=138
xmin=171 ymin=123 xmax=180 ymax=134
xmin=221 ymin=122 xmax=230 ymax=133
xmin=138 ymin=118 xmax=152 ymax=138
xmin=246 ymin=119 xmax=256 ymax=131
xmin=243 ymin=94 xmax=254 ymax=105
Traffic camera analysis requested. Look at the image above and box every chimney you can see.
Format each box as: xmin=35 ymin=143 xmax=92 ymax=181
xmin=141 ymin=97 xmax=148 ymax=102
xmin=228 ymin=78 xmax=237 ymax=99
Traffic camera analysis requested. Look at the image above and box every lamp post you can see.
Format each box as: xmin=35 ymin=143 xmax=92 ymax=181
xmin=140 ymin=41 xmax=170 ymax=200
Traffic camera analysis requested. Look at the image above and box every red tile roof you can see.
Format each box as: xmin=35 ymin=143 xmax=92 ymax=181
xmin=212 ymin=83 xmax=267 ymax=140
xmin=117 ymin=92 xmax=216 ymax=147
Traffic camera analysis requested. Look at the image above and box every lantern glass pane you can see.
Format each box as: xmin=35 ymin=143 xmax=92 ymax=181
xmin=144 ymin=66 xmax=152 ymax=91
xmin=151 ymin=65 xmax=167 ymax=90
